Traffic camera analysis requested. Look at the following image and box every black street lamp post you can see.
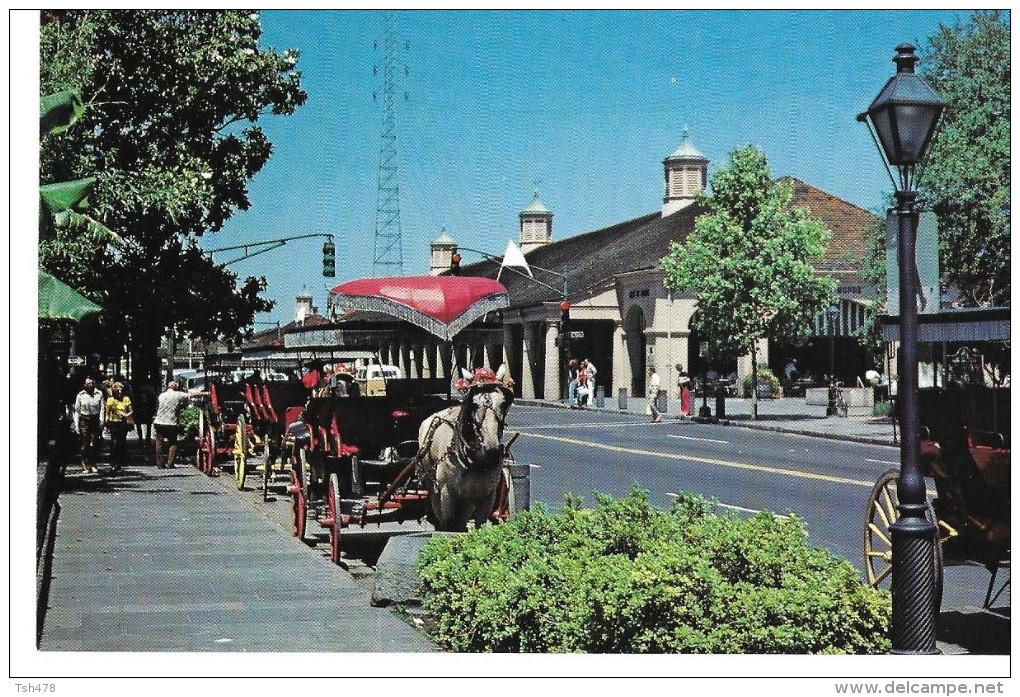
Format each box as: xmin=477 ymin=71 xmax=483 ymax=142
xmin=858 ymin=43 xmax=945 ymax=655
xmin=826 ymin=304 xmax=838 ymax=416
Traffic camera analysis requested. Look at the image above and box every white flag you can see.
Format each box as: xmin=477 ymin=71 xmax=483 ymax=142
xmin=498 ymin=240 xmax=533 ymax=280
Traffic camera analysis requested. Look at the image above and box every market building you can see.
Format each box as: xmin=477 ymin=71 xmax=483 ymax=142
xmin=420 ymin=130 xmax=881 ymax=403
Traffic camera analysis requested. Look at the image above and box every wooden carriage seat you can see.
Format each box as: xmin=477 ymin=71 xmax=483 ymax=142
xmin=922 ymin=433 xmax=1010 ymax=562
xmin=260 ymin=384 xmax=278 ymax=422
xmin=284 ymin=406 xmax=304 ymax=428
xmin=966 ymin=429 xmax=1010 ymax=491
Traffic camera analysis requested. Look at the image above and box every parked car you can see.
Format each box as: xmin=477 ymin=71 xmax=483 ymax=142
xmin=355 ymin=364 xmax=404 ymax=396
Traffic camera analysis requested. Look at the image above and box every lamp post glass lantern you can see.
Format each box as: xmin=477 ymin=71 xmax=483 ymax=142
xmin=858 ymin=43 xmax=945 ymax=655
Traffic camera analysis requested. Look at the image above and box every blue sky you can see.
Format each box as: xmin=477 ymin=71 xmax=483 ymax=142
xmin=209 ymin=9 xmax=968 ymax=326
xmin=25 ymin=10 xmax=972 ymax=327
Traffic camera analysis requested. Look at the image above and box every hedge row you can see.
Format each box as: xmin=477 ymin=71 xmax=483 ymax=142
xmin=416 ymin=488 xmax=890 ymax=653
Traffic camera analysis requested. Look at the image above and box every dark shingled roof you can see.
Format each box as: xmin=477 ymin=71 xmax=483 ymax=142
xmin=454 ymin=178 xmax=876 ymax=311
xmin=460 ymin=205 xmax=705 ymax=309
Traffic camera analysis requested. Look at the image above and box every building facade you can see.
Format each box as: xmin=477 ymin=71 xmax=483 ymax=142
xmin=315 ymin=132 xmax=879 ymax=404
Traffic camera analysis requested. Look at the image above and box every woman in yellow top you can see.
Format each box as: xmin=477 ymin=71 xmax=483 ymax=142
xmin=105 ymin=382 xmax=133 ymax=471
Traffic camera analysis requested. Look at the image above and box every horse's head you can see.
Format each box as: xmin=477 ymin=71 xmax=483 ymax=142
xmin=458 ymin=382 xmax=514 ymax=470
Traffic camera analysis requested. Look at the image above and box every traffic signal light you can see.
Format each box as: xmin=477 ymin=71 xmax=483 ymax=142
xmin=450 ymin=249 xmax=461 ymax=276
xmin=322 ymin=238 xmax=336 ymax=277
xmin=559 ymin=299 xmax=570 ymax=336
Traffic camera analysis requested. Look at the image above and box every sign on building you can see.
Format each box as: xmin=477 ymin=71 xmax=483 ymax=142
xmin=885 ymin=210 xmax=940 ymax=316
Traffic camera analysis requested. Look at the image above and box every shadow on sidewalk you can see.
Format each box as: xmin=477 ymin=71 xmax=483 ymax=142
xmin=938 ymin=606 xmax=1010 ymax=655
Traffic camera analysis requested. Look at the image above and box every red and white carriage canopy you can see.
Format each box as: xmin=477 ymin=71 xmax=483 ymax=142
xmin=328 ymin=275 xmax=510 ymax=342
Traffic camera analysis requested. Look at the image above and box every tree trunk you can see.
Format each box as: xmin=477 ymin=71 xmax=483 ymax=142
xmin=131 ymin=323 xmax=162 ymax=392
xmin=750 ymin=342 xmax=759 ymax=421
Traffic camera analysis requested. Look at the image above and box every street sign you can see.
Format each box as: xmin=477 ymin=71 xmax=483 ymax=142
xmin=569 ymin=331 xmax=584 ymax=339
xmin=68 ymin=355 xmax=86 ymax=366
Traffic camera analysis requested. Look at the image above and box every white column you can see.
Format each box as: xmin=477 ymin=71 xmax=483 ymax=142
xmin=422 ymin=344 xmax=434 ymax=379
xmin=612 ymin=320 xmax=631 ymax=401
xmin=521 ymin=324 xmax=536 ymax=400
xmin=543 ymin=320 xmax=560 ymax=401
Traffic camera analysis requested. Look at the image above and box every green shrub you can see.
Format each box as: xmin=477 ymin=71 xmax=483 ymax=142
xmin=179 ymin=405 xmax=202 ymax=440
xmin=873 ymin=400 xmax=893 ymax=417
xmin=740 ymin=367 xmax=781 ymax=398
xmin=416 ymin=488 xmax=890 ymax=654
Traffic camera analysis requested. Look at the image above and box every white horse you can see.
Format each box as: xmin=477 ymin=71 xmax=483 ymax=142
xmin=417 ymin=382 xmax=514 ymax=532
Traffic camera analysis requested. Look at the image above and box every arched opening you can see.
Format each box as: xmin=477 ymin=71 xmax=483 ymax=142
xmin=625 ymin=305 xmax=647 ymax=396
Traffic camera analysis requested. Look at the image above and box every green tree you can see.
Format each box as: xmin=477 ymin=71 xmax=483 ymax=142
xmin=39 ymin=10 xmax=307 ymax=385
xmin=919 ymin=10 xmax=1010 ymax=307
xmin=662 ymin=146 xmax=834 ymax=419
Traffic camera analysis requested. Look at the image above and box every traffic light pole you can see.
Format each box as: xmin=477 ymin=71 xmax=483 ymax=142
xmin=205 ymin=233 xmax=336 ymax=276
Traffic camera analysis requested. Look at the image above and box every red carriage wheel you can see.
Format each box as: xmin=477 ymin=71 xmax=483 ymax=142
xmin=328 ymin=472 xmax=343 ymax=564
xmin=289 ymin=469 xmax=307 ymax=541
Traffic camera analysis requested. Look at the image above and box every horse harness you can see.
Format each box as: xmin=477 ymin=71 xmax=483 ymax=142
xmin=415 ymin=391 xmax=510 ymax=479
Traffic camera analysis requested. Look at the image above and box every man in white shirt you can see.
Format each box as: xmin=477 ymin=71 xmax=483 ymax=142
xmin=647 ymin=367 xmax=663 ymax=423
xmin=153 ymin=381 xmax=201 ymax=469
xmin=73 ymin=377 xmax=104 ymax=473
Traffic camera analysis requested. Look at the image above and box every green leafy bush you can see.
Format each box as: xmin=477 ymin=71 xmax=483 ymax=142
xmin=873 ymin=400 xmax=893 ymax=417
xmin=740 ymin=367 xmax=781 ymax=398
xmin=179 ymin=405 xmax=202 ymax=440
xmin=416 ymin=488 xmax=890 ymax=653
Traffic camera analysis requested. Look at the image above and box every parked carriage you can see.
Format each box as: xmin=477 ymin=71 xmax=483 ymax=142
xmin=864 ymin=386 xmax=1010 ymax=609
xmin=286 ymin=276 xmax=522 ymax=564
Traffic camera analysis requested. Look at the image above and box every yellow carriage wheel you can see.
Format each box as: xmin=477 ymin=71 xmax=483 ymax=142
xmin=234 ymin=414 xmax=248 ymax=490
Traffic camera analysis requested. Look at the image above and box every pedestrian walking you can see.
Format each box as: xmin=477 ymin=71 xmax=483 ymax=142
xmin=584 ymin=358 xmax=597 ymax=405
xmin=104 ymin=382 xmax=133 ymax=471
xmin=133 ymin=382 xmax=156 ymax=443
xmin=647 ymin=366 xmax=663 ymax=423
xmin=153 ymin=380 xmax=201 ymax=469
xmin=675 ymin=363 xmax=691 ymax=417
xmin=72 ymin=377 xmax=104 ymax=473
xmin=566 ymin=359 xmax=580 ymax=408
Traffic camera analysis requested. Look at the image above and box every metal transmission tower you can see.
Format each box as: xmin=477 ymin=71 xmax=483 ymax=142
xmin=372 ymin=10 xmax=408 ymax=275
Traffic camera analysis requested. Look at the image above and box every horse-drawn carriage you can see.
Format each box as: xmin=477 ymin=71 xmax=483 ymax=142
xmin=282 ymin=275 xmax=523 ymax=564
xmin=193 ymin=371 xmax=307 ymax=496
xmin=864 ymin=386 xmax=1010 ymax=609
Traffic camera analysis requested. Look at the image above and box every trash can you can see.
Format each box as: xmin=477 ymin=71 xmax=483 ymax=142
xmin=617 ymin=387 xmax=628 ymax=410
xmin=715 ymin=386 xmax=727 ymax=419
xmin=657 ymin=390 xmax=668 ymax=414
xmin=596 ymin=385 xmax=606 ymax=408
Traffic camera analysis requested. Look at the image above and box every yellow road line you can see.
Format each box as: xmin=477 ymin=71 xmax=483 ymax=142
xmin=521 ymin=431 xmax=878 ymax=488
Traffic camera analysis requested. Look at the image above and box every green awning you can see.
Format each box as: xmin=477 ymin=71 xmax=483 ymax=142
xmin=38 ymin=269 xmax=102 ymax=321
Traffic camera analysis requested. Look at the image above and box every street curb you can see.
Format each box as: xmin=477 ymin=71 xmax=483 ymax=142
xmin=516 ymin=399 xmax=897 ymax=447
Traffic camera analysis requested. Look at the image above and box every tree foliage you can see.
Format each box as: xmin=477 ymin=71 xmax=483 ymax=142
xmin=662 ymin=146 xmax=834 ymax=418
xmin=39 ymin=10 xmax=307 ymax=381
xmin=919 ymin=10 xmax=1010 ymax=307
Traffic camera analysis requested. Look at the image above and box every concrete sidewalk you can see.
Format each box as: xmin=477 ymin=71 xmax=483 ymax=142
xmin=37 ymin=436 xmax=437 ymax=653
xmin=521 ymin=394 xmax=899 ymax=447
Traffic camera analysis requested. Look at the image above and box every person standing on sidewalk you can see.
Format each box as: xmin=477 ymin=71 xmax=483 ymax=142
xmin=647 ymin=366 xmax=663 ymax=423
xmin=104 ymin=382 xmax=133 ymax=472
xmin=73 ymin=377 xmax=104 ymax=473
xmin=153 ymin=380 xmax=198 ymax=469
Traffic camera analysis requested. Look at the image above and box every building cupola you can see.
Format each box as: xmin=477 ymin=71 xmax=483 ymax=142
xmin=519 ymin=191 xmax=553 ymax=254
xmin=295 ymin=286 xmax=315 ymax=323
xmin=662 ymin=128 xmax=709 ymax=216
xmin=429 ymin=227 xmax=457 ymax=275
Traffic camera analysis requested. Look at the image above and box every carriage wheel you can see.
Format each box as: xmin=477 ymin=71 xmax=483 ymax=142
xmin=206 ymin=427 xmax=217 ymax=475
xmin=865 ymin=469 xmax=944 ymax=607
xmin=290 ymin=468 xmax=307 ymax=541
xmin=328 ymin=471 xmax=343 ymax=564
xmin=194 ymin=409 xmax=206 ymax=470
xmin=262 ymin=436 xmax=275 ymax=501
xmin=234 ymin=414 xmax=248 ymax=490
xmin=198 ymin=429 xmax=213 ymax=476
